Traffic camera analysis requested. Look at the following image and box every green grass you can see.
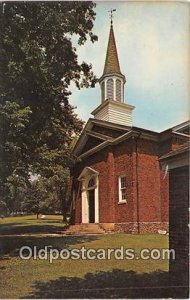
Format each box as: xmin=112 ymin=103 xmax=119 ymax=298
xmin=0 ymin=214 xmax=66 ymax=235
xmin=0 ymin=214 xmax=64 ymax=227
xmin=0 ymin=216 xmax=169 ymax=299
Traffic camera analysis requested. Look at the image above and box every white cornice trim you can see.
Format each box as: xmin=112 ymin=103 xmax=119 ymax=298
xmin=72 ymin=120 xmax=94 ymax=156
xmin=99 ymin=72 xmax=126 ymax=84
xmin=160 ymin=153 xmax=189 ymax=170
xmin=78 ymin=129 xmax=162 ymax=160
xmin=172 ymin=120 xmax=190 ymax=132
xmin=73 ymin=119 xmax=160 ymax=159
xmin=78 ymin=166 xmax=99 ymax=181
xmin=172 ymin=131 xmax=190 ymax=138
xmin=91 ymin=99 xmax=135 ymax=116
xmin=91 ymin=118 xmax=131 ymax=131
xmin=78 ymin=131 xmax=139 ymax=160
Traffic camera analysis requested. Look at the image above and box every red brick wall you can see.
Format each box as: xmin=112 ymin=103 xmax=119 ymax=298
xmin=113 ymin=140 xmax=134 ymax=223
xmin=172 ymin=136 xmax=187 ymax=151
xmin=72 ymin=136 xmax=169 ymax=229
xmin=106 ymin=150 xmax=116 ymax=222
xmin=74 ymin=181 xmax=82 ymax=224
xmin=137 ymin=139 xmax=161 ymax=222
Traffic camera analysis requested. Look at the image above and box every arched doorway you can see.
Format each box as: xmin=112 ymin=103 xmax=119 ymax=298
xmin=78 ymin=167 xmax=99 ymax=224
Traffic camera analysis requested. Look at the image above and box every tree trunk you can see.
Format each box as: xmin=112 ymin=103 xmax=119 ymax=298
xmin=60 ymin=185 xmax=67 ymax=223
xmin=62 ymin=196 xmax=67 ymax=223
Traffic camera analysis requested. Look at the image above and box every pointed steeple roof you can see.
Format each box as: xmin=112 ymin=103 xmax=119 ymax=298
xmin=103 ymin=24 xmax=121 ymax=75
xmin=99 ymin=22 xmax=125 ymax=83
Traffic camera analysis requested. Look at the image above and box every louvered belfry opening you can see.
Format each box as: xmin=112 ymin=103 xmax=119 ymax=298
xmin=116 ymin=79 xmax=121 ymax=101
xmin=99 ymin=22 xmax=125 ymax=103
xmin=106 ymin=78 xmax=114 ymax=100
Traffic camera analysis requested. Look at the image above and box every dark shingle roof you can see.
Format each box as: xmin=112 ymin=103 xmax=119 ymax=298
xmin=103 ymin=24 xmax=121 ymax=75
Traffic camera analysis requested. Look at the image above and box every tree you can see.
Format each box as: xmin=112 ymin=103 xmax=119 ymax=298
xmin=21 ymin=177 xmax=61 ymax=219
xmin=0 ymin=2 xmax=98 ymax=216
xmin=0 ymin=101 xmax=31 ymax=213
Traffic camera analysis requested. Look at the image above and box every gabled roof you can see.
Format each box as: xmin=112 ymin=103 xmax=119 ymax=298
xmin=72 ymin=119 xmax=160 ymax=160
xmin=72 ymin=118 xmax=190 ymax=161
xmin=72 ymin=118 xmax=131 ymax=157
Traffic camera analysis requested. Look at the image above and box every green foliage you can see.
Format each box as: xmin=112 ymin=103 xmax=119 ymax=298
xmin=0 ymin=101 xmax=32 ymax=212
xmin=21 ymin=177 xmax=61 ymax=215
xmin=0 ymin=1 xmax=98 ymax=215
xmin=0 ymin=1 xmax=97 ymax=103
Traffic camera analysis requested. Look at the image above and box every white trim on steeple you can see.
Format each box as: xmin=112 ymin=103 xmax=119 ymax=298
xmin=92 ymin=99 xmax=135 ymax=127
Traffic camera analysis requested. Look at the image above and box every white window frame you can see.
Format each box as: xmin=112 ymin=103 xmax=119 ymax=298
xmin=118 ymin=175 xmax=127 ymax=204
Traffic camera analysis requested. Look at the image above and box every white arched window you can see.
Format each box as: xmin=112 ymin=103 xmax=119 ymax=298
xmin=101 ymin=81 xmax=105 ymax=102
xmin=116 ymin=79 xmax=122 ymax=101
xmin=106 ymin=78 xmax=114 ymax=100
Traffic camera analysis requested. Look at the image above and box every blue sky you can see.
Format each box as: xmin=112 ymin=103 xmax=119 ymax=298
xmin=69 ymin=1 xmax=189 ymax=132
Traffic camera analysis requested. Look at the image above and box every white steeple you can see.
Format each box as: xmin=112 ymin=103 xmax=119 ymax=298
xmin=91 ymin=17 xmax=135 ymax=127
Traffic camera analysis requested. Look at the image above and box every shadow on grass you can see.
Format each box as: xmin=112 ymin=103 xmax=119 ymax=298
xmin=23 ymin=269 xmax=189 ymax=299
xmin=0 ymin=222 xmax=67 ymax=235
xmin=0 ymin=235 xmax=100 ymax=260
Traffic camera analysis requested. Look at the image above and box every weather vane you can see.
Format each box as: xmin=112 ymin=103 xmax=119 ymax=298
xmin=108 ymin=9 xmax=116 ymax=25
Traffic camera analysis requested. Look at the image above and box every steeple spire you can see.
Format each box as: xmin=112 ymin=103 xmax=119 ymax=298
xmin=103 ymin=9 xmax=123 ymax=76
xmin=91 ymin=13 xmax=135 ymax=127
xmin=99 ymin=12 xmax=126 ymax=103
xmin=103 ymin=23 xmax=121 ymax=75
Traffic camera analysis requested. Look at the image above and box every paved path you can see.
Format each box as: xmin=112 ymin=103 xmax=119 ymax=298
xmin=0 ymin=233 xmax=64 ymax=237
xmin=0 ymin=232 xmax=106 ymax=237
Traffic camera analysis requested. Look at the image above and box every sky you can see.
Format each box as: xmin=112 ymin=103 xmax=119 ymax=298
xmin=69 ymin=1 xmax=190 ymax=132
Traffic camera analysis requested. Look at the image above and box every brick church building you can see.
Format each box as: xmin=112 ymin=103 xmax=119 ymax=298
xmin=69 ymin=20 xmax=189 ymax=233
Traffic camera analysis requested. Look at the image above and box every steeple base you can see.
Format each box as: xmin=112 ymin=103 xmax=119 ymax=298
xmin=91 ymin=99 xmax=135 ymax=127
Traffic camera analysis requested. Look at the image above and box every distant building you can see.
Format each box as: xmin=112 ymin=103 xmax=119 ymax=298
xmin=70 ymin=20 xmax=189 ymax=233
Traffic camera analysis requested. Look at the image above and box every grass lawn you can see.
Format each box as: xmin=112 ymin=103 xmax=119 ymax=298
xmin=0 ymin=215 xmax=170 ymax=299
xmin=0 ymin=214 xmax=66 ymax=235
